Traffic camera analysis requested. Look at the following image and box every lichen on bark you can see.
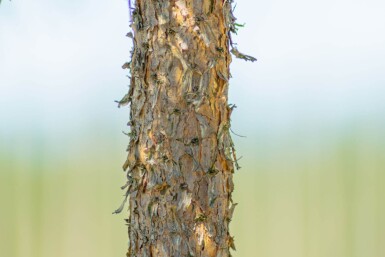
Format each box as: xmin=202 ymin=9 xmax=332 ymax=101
xmin=117 ymin=0 xmax=246 ymax=256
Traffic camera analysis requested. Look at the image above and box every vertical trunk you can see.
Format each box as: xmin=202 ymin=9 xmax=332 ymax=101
xmin=121 ymin=1 xmax=237 ymax=256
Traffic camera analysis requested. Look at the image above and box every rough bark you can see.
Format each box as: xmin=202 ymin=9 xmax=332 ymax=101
xmin=119 ymin=1 xmax=238 ymax=256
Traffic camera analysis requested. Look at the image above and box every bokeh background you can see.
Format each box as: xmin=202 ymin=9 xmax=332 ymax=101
xmin=1 ymin=0 xmax=385 ymax=256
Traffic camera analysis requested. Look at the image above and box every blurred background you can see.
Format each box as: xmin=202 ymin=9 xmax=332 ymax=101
xmin=1 ymin=0 xmax=384 ymax=256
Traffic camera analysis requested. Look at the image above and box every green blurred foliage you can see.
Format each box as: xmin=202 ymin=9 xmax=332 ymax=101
xmin=1 ymin=123 xmax=384 ymax=257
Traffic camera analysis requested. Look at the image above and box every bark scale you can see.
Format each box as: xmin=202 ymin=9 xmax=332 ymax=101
xmin=121 ymin=1 xmax=238 ymax=256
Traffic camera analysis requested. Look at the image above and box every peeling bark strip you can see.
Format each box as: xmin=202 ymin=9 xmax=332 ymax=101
xmin=121 ymin=0 xmax=239 ymax=256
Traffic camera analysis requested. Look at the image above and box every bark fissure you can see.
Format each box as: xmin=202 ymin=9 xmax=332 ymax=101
xmin=120 ymin=1 xmax=242 ymax=256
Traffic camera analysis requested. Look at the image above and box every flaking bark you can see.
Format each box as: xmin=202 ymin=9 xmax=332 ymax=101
xmin=120 ymin=1 xmax=239 ymax=256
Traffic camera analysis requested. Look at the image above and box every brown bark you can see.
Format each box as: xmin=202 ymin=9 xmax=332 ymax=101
xmin=119 ymin=1 xmax=238 ymax=256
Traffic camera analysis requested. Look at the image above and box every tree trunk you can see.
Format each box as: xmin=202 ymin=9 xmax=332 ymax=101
xmin=121 ymin=1 xmax=237 ymax=256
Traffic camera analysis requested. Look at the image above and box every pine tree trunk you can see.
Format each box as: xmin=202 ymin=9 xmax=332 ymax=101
xmin=121 ymin=1 xmax=237 ymax=256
